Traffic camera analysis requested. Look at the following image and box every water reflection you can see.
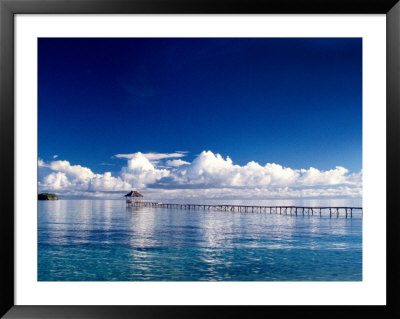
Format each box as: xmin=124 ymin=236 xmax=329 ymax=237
xmin=126 ymin=206 xmax=157 ymax=248
xmin=38 ymin=199 xmax=362 ymax=281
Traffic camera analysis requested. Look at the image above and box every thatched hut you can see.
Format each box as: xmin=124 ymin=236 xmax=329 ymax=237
xmin=124 ymin=190 xmax=144 ymax=206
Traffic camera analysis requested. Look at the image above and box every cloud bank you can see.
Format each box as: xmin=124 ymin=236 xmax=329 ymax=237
xmin=38 ymin=150 xmax=362 ymax=200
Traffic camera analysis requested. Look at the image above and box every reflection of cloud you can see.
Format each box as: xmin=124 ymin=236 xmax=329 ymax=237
xmin=39 ymin=150 xmax=362 ymax=200
xmin=39 ymin=200 xmax=92 ymax=245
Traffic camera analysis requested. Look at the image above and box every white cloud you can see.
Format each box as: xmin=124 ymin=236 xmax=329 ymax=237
xmin=39 ymin=160 xmax=130 ymax=193
xmin=172 ymin=151 xmax=360 ymax=189
xmin=41 ymin=172 xmax=71 ymax=190
xmin=53 ymin=155 xmax=58 ymax=159
xmin=120 ymin=152 xmax=170 ymax=188
xmin=88 ymin=172 xmax=131 ymax=192
xmin=49 ymin=160 xmax=95 ymax=181
xmin=114 ymin=151 xmax=187 ymax=160
xmin=38 ymin=150 xmax=362 ymax=200
xmin=38 ymin=158 xmax=47 ymax=167
xmin=166 ymin=159 xmax=190 ymax=167
xmin=300 ymin=166 xmax=349 ymax=186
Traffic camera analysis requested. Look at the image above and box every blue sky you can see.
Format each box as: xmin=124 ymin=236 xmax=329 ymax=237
xmin=38 ymin=38 xmax=362 ymax=200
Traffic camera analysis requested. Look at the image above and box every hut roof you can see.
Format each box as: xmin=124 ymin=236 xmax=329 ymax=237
xmin=124 ymin=190 xmax=144 ymax=197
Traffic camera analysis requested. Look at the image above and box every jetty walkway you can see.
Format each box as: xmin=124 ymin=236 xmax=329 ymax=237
xmin=126 ymin=201 xmax=362 ymax=218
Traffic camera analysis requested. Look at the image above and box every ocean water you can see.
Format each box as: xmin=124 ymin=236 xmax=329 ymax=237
xmin=38 ymin=200 xmax=362 ymax=281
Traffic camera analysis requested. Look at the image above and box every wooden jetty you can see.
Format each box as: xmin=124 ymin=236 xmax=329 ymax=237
xmin=126 ymin=201 xmax=362 ymax=218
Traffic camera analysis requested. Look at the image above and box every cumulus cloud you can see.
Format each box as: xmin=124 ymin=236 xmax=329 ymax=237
xmin=49 ymin=160 xmax=95 ymax=180
xmin=41 ymin=172 xmax=71 ymax=190
xmin=169 ymin=151 xmax=361 ymax=189
xmin=88 ymin=172 xmax=131 ymax=192
xmin=120 ymin=152 xmax=170 ymax=188
xmin=39 ymin=159 xmax=131 ymax=193
xmin=53 ymin=155 xmax=58 ymax=159
xmin=38 ymin=150 xmax=362 ymax=200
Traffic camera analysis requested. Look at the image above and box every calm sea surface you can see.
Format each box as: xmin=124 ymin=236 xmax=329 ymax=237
xmin=38 ymin=199 xmax=362 ymax=281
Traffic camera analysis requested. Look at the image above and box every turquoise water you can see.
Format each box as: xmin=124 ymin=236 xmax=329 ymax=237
xmin=38 ymin=200 xmax=362 ymax=281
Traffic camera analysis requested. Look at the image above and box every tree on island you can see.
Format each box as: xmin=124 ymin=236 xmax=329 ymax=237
xmin=38 ymin=193 xmax=59 ymax=200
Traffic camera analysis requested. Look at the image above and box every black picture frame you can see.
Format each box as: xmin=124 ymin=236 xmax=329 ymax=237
xmin=1 ymin=0 xmax=399 ymax=318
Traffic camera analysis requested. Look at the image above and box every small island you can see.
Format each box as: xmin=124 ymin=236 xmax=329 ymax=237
xmin=38 ymin=193 xmax=59 ymax=200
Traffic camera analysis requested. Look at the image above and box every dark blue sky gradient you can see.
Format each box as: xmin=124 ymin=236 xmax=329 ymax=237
xmin=38 ymin=38 xmax=362 ymax=174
